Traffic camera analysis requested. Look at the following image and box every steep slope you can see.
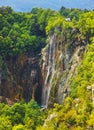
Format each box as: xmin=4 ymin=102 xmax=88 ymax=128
xmin=0 ymin=6 xmax=94 ymax=130
xmin=0 ymin=53 xmax=42 ymax=105
xmin=38 ymin=38 xmax=94 ymax=130
xmin=37 ymin=11 xmax=94 ymax=130
xmin=41 ymin=29 xmax=85 ymax=108
xmin=41 ymin=11 xmax=94 ymax=107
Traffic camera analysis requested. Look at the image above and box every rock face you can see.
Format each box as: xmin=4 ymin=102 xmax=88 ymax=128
xmin=0 ymin=53 xmax=43 ymax=105
xmin=0 ymin=29 xmax=86 ymax=106
xmin=41 ymin=30 xmax=85 ymax=107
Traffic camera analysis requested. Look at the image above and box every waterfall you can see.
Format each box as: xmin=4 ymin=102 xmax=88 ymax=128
xmin=42 ymin=35 xmax=56 ymax=108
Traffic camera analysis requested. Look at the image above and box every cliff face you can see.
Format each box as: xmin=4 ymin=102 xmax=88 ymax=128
xmin=41 ymin=29 xmax=85 ymax=107
xmin=0 ymin=53 xmax=43 ymax=105
xmin=0 ymin=29 xmax=86 ymax=106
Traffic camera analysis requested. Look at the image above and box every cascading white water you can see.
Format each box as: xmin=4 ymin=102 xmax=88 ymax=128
xmin=42 ymin=35 xmax=56 ymax=108
xmin=41 ymin=29 xmax=85 ymax=107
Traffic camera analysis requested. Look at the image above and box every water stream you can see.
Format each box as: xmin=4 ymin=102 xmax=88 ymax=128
xmin=42 ymin=35 xmax=56 ymax=108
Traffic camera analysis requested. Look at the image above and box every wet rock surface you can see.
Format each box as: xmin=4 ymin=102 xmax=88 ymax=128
xmin=0 ymin=53 xmax=43 ymax=105
xmin=41 ymin=31 xmax=85 ymax=107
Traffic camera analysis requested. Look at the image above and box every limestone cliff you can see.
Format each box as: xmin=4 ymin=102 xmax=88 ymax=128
xmin=0 ymin=28 xmax=86 ymax=107
xmin=0 ymin=53 xmax=42 ymax=105
xmin=41 ymin=29 xmax=85 ymax=107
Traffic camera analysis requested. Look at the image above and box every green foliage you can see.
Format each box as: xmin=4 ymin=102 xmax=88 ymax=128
xmin=46 ymin=16 xmax=64 ymax=34
xmin=0 ymin=6 xmax=94 ymax=130
xmin=71 ymin=38 xmax=94 ymax=98
xmin=0 ymin=6 xmax=92 ymax=58
xmin=0 ymin=100 xmax=44 ymax=130
xmin=0 ymin=7 xmax=51 ymax=57
xmin=59 ymin=6 xmax=89 ymax=20
xmin=12 ymin=124 xmax=25 ymax=130
xmin=0 ymin=116 xmax=12 ymax=130
xmin=78 ymin=11 xmax=94 ymax=42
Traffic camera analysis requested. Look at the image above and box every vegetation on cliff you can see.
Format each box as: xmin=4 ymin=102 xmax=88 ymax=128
xmin=0 ymin=6 xmax=94 ymax=130
xmin=38 ymin=38 xmax=94 ymax=130
xmin=37 ymin=10 xmax=94 ymax=130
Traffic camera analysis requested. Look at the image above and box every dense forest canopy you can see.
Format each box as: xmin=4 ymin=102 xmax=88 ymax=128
xmin=0 ymin=6 xmax=55 ymax=57
xmin=0 ymin=6 xmax=92 ymax=58
xmin=0 ymin=6 xmax=94 ymax=130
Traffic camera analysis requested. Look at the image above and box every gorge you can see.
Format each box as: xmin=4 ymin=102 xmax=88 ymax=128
xmin=0 ymin=6 xmax=94 ymax=130
xmin=0 ymin=28 xmax=85 ymax=107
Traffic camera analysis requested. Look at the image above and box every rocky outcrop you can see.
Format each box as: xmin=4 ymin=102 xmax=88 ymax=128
xmin=0 ymin=53 xmax=43 ymax=105
xmin=41 ymin=29 xmax=85 ymax=107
